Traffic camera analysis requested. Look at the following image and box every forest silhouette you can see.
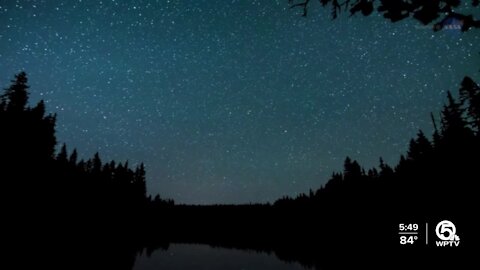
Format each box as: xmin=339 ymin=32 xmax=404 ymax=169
xmin=1 ymin=71 xmax=478 ymax=269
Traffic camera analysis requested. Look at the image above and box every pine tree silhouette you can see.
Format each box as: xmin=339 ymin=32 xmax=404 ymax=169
xmin=460 ymin=76 xmax=480 ymax=131
xmin=0 ymin=72 xmax=165 ymax=269
xmin=3 ymin=71 xmax=478 ymax=269
xmin=2 ymin=71 xmax=29 ymax=113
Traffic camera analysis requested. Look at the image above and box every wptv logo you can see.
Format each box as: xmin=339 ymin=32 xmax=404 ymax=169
xmin=435 ymin=220 xmax=460 ymax=247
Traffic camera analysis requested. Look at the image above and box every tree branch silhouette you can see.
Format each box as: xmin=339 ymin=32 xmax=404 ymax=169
xmin=289 ymin=0 xmax=480 ymax=31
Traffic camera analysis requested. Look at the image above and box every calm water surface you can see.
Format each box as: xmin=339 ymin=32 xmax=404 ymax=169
xmin=133 ymin=244 xmax=310 ymax=270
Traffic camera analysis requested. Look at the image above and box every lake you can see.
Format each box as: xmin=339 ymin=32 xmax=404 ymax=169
xmin=133 ymin=243 xmax=310 ymax=270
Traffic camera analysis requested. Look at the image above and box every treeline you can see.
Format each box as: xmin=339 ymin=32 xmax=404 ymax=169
xmin=0 ymin=72 xmax=155 ymax=213
xmin=263 ymin=76 xmax=479 ymax=266
xmin=2 ymin=71 xmax=478 ymax=269
xmin=151 ymin=77 xmax=479 ymax=269
xmin=0 ymin=72 xmax=170 ymax=269
xmin=274 ymin=76 xmax=480 ymax=215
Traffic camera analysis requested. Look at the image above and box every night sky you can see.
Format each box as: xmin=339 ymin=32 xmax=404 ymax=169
xmin=1 ymin=1 xmax=478 ymax=204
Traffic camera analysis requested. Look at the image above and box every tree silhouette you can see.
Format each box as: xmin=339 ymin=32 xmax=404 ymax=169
xmin=0 ymin=72 xmax=173 ymax=269
xmin=69 ymin=148 xmax=78 ymax=165
xmin=407 ymin=130 xmax=432 ymax=162
xmin=0 ymin=72 xmax=56 ymax=167
xmin=440 ymin=91 xmax=474 ymax=143
xmin=343 ymin=156 xmax=362 ymax=181
xmin=289 ymin=0 xmax=480 ymax=31
xmin=57 ymin=143 xmax=68 ymax=163
xmin=1 ymin=71 xmax=29 ymax=112
xmin=460 ymin=76 xmax=480 ymax=131
xmin=3 ymin=71 xmax=478 ymax=269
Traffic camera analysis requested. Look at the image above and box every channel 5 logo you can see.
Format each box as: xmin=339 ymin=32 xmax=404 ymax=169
xmin=435 ymin=220 xmax=460 ymax=247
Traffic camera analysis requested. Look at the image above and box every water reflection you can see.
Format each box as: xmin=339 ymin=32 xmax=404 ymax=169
xmin=134 ymin=244 xmax=310 ymax=270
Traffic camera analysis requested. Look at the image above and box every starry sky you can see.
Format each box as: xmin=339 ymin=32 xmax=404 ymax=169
xmin=0 ymin=1 xmax=478 ymax=204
